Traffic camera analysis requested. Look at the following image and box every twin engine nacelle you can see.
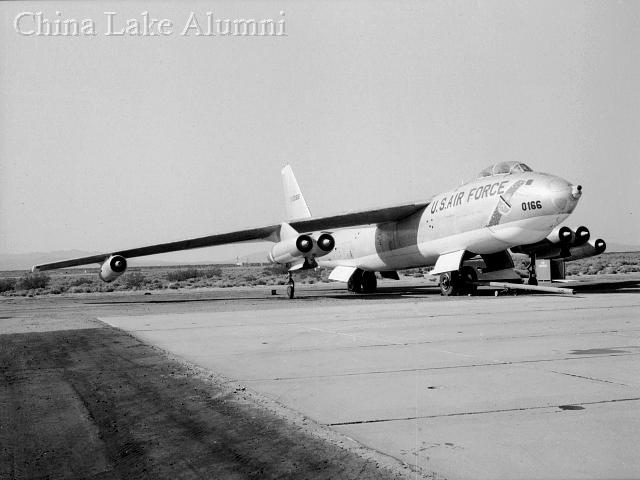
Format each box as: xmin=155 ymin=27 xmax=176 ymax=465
xmin=99 ymin=255 xmax=128 ymax=282
xmin=545 ymin=225 xmax=590 ymax=246
xmin=512 ymin=225 xmax=605 ymax=260
xmin=268 ymin=233 xmax=335 ymax=265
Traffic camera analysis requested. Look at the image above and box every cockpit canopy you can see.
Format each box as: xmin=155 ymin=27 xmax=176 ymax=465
xmin=477 ymin=161 xmax=533 ymax=178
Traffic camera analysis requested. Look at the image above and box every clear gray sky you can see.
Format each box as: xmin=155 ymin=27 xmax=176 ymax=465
xmin=1 ymin=0 xmax=639 ymax=263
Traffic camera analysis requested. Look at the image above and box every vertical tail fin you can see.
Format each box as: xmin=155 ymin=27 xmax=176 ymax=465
xmin=281 ymin=164 xmax=312 ymax=220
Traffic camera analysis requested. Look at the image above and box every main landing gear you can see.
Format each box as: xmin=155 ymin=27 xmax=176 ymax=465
xmin=439 ymin=266 xmax=478 ymax=296
xmin=347 ymin=269 xmax=377 ymax=294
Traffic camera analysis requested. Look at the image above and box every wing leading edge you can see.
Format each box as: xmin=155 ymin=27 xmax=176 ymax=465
xmin=32 ymin=201 xmax=430 ymax=271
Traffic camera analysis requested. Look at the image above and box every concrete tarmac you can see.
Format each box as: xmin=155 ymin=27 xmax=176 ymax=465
xmin=3 ymin=282 xmax=639 ymax=479
xmin=100 ymin=287 xmax=640 ymax=480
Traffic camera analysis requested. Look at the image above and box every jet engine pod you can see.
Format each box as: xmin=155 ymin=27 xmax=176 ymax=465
xmin=296 ymin=234 xmax=313 ymax=254
xmin=547 ymin=225 xmax=574 ymax=245
xmin=303 ymin=233 xmax=336 ymax=259
xmin=574 ymin=226 xmax=590 ymax=246
xmin=565 ymin=238 xmax=606 ymax=261
xmin=99 ymin=255 xmax=128 ymax=282
xmin=315 ymin=233 xmax=335 ymax=253
xmin=269 ymin=234 xmax=314 ymax=264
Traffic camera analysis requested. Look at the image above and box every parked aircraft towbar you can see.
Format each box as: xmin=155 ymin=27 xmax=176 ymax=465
xmin=488 ymin=281 xmax=574 ymax=295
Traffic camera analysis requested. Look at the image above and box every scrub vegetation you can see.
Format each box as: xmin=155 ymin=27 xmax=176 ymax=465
xmin=0 ymin=251 xmax=638 ymax=296
xmin=564 ymin=252 xmax=640 ymax=276
xmin=0 ymin=264 xmax=330 ymax=296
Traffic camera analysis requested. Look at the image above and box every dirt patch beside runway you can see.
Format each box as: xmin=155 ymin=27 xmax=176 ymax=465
xmin=0 ymin=324 xmax=406 ymax=479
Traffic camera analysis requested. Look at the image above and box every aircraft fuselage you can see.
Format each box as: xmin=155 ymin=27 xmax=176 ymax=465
xmin=319 ymin=171 xmax=581 ymax=271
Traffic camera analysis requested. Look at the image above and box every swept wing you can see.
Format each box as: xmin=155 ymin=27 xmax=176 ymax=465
xmin=32 ymin=201 xmax=429 ymax=271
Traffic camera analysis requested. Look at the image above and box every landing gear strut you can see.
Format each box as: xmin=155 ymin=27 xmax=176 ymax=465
xmin=527 ymin=253 xmax=538 ymax=285
xmin=286 ymin=271 xmax=295 ymax=299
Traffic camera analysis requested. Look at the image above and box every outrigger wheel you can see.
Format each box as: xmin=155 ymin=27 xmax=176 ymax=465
xmin=286 ymin=272 xmax=295 ymax=299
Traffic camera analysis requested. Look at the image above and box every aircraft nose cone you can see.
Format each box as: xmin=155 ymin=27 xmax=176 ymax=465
xmin=572 ymin=184 xmax=583 ymax=199
xmin=547 ymin=177 xmax=580 ymax=213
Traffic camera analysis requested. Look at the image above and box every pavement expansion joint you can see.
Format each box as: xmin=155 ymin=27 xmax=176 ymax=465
xmin=327 ymin=397 xmax=640 ymax=426
xmin=548 ymin=370 xmax=629 ymax=386
xmin=251 ymin=351 xmax=640 ymax=382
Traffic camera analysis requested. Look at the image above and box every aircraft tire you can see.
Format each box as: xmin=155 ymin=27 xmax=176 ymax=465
xmin=348 ymin=269 xmax=363 ymax=293
xmin=460 ymin=266 xmax=478 ymax=295
xmin=360 ymin=271 xmax=377 ymax=293
xmin=286 ymin=283 xmax=295 ymax=299
xmin=439 ymin=271 xmax=461 ymax=296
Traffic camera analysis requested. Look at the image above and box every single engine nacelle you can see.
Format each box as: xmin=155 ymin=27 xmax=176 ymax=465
xmin=573 ymin=226 xmax=590 ymax=245
xmin=547 ymin=225 xmax=574 ymax=245
xmin=99 ymin=255 xmax=128 ymax=282
xmin=268 ymin=234 xmax=314 ymax=264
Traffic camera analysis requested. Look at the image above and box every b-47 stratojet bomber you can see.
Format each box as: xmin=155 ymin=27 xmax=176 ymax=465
xmin=33 ymin=162 xmax=606 ymax=298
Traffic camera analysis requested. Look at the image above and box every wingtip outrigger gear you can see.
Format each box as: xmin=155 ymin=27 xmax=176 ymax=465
xmin=286 ymin=271 xmax=295 ymax=299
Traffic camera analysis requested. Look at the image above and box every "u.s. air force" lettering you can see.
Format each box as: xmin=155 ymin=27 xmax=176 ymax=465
xmin=430 ymin=180 xmax=510 ymax=214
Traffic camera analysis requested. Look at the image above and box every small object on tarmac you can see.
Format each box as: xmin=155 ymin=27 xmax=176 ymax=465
xmin=271 ymin=289 xmax=277 ymax=295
